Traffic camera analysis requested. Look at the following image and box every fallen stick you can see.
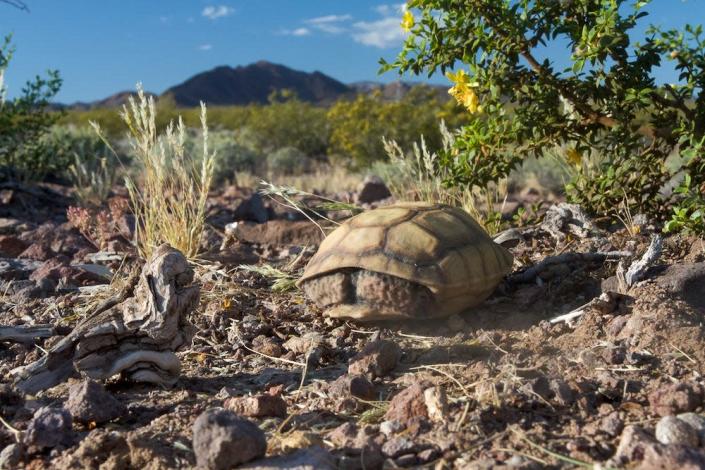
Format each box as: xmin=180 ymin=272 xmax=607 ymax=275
xmin=0 ymin=325 xmax=56 ymax=343
xmin=625 ymin=235 xmax=663 ymax=287
xmin=508 ymin=251 xmax=632 ymax=284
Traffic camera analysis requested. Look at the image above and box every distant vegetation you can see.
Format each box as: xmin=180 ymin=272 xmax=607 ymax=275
xmin=58 ymin=87 xmax=468 ymax=172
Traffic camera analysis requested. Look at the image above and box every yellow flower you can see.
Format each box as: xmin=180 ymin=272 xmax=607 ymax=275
xmin=446 ymin=69 xmax=470 ymax=86
xmin=401 ymin=10 xmax=415 ymax=32
xmin=447 ymin=70 xmax=481 ymax=113
xmin=566 ymin=148 xmax=582 ymax=166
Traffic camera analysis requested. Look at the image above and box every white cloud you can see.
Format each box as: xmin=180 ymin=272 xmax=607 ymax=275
xmin=352 ymin=17 xmax=406 ymax=48
xmin=281 ymin=27 xmax=311 ymax=37
xmin=202 ymin=5 xmax=235 ymax=20
xmin=198 ymin=44 xmax=213 ymax=51
xmin=374 ymin=4 xmax=405 ymax=16
xmin=306 ymin=14 xmax=353 ymax=24
xmin=304 ymin=14 xmax=352 ymax=34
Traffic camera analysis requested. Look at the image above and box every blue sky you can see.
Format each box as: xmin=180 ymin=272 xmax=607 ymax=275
xmin=2 ymin=1 xmax=703 ymax=103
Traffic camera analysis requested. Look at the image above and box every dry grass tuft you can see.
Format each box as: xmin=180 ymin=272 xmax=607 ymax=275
xmin=95 ymin=85 xmax=215 ymax=259
xmin=376 ymin=122 xmax=507 ymax=235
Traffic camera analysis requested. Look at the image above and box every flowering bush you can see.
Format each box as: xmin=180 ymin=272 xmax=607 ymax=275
xmin=383 ymin=1 xmax=705 ymax=229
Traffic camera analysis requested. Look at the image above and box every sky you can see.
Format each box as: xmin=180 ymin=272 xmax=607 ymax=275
xmin=2 ymin=0 xmax=704 ymax=103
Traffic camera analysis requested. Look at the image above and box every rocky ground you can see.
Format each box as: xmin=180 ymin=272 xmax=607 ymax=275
xmin=0 ymin=179 xmax=704 ymax=469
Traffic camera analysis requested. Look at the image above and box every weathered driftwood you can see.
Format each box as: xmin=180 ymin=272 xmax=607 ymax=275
xmin=508 ymin=251 xmax=632 ymax=284
xmin=12 ymin=245 xmax=199 ymax=394
xmin=550 ymin=291 xmax=628 ymax=326
xmin=625 ymin=235 xmax=663 ymax=287
xmin=541 ymin=203 xmax=600 ymax=241
xmin=0 ymin=325 xmax=56 ymax=344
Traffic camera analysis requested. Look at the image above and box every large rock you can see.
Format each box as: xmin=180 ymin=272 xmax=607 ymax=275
xmin=192 ymin=409 xmax=266 ymax=469
xmin=384 ymin=383 xmax=428 ymax=426
xmin=65 ymin=380 xmax=125 ymax=424
xmin=23 ymin=407 xmax=73 ymax=451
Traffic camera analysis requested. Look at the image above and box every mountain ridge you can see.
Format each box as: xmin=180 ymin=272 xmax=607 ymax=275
xmin=61 ymin=61 xmax=446 ymax=109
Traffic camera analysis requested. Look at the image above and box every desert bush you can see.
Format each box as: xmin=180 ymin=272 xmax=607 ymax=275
xmin=327 ymin=87 xmax=459 ymax=168
xmin=384 ymin=1 xmax=705 ymax=230
xmin=374 ymin=122 xmax=506 ymax=235
xmin=94 ymin=85 xmax=215 ymax=259
xmin=246 ymin=91 xmax=329 ymax=156
xmin=184 ymin=129 xmax=262 ymax=185
xmin=0 ymin=34 xmax=63 ymax=181
xmin=267 ymin=146 xmax=312 ymax=176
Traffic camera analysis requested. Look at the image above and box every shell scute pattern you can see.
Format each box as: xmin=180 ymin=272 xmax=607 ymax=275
xmin=298 ymin=203 xmax=513 ymax=320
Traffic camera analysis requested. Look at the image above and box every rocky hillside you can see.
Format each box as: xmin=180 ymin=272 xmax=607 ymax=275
xmin=162 ymin=61 xmax=351 ymax=107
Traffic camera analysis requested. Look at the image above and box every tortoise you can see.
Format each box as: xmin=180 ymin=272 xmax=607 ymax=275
xmin=297 ymin=202 xmax=513 ymax=320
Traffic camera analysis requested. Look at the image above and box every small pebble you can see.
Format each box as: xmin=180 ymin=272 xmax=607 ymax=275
xmin=655 ymin=415 xmax=700 ymax=447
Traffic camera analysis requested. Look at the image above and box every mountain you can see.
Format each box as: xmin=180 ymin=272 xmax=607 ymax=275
xmin=60 ymin=61 xmax=446 ymax=109
xmin=67 ymin=91 xmax=159 ymax=110
xmin=162 ymin=61 xmax=351 ymax=107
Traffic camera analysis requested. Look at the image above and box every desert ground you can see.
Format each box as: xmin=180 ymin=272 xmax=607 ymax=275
xmin=0 ymin=177 xmax=704 ymax=470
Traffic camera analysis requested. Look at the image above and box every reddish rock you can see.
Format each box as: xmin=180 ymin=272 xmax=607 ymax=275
xmin=224 ymin=394 xmax=287 ymax=418
xmin=328 ymin=374 xmax=376 ymax=401
xmin=18 ymin=242 xmax=55 ymax=261
xmin=348 ymin=339 xmax=401 ymax=379
xmin=0 ymin=235 xmax=29 ymax=257
xmin=649 ymin=382 xmax=703 ymax=417
xmin=384 ymin=383 xmax=428 ymax=425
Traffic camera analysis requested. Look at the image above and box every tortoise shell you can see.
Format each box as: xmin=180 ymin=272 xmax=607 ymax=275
xmin=297 ymin=202 xmax=513 ymax=320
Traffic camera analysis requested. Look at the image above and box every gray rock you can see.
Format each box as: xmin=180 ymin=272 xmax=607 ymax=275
xmin=379 ymin=420 xmax=403 ymax=436
xmin=678 ymin=413 xmax=705 ymax=446
xmin=65 ymin=380 xmax=125 ymax=424
xmin=234 ymin=193 xmax=268 ymax=224
xmin=656 ymin=416 xmax=700 ymax=447
xmin=23 ymin=407 xmax=73 ymax=451
xmin=239 ymin=446 xmax=335 ymax=469
xmin=0 ymin=258 xmax=42 ymax=281
xmin=0 ymin=443 xmax=22 ymax=470
xmin=192 ymin=409 xmax=266 ymax=469
xmin=382 ymin=437 xmax=416 ymax=458
xmin=356 ymin=176 xmax=391 ymax=204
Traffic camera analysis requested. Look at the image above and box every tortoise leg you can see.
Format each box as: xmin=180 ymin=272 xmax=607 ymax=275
xmin=301 ymin=271 xmax=354 ymax=309
xmin=353 ymin=271 xmax=435 ymax=318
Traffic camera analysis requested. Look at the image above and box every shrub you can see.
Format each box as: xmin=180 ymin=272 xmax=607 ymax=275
xmin=95 ymin=85 xmax=215 ymax=259
xmin=374 ymin=122 xmax=506 ymax=235
xmin=267 ymin=146 xmax=312 ymax=176
xmin=327 ymin=87 xmax=460 ymax=168
xmin=185 ymin=129 xmax=262 ymax=185
xmin=383 ymin=1 xmax=705 ymax=228
xmin=0 ymin=34 xmax=63 ymax=181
